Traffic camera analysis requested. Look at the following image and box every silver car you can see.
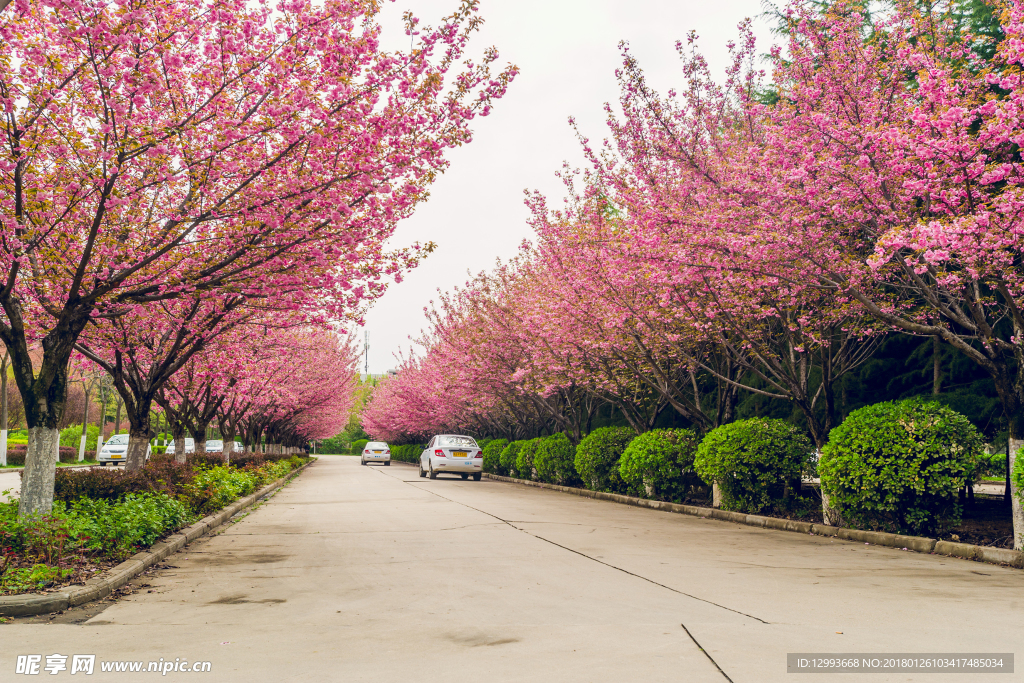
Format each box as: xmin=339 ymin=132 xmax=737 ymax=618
xmin=361 ymin=441 xmax=391 ymax=466
xmin=419 ymin=434 xmax=483 ymax=480
xmin=97 ymin=434 xmax=151 ymax=466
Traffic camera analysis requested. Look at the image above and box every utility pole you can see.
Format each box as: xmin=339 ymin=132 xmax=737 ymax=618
xmin=364 ymin=331 xmax=370 ymax=378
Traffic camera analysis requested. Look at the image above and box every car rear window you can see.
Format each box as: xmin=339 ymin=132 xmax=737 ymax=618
xmin=367 ymin=442 xmax=387 ymax=448
xmin=439 ymin=436 xmax=478 ymax=448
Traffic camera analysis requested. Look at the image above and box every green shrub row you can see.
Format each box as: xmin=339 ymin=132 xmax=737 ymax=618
xmin=0 ymin=454 xmax=310 ymax=595
xmin=389 ymin=444 xmax=424 ymax=463
xmin=476 ymin=399 xmax=988 ymax=537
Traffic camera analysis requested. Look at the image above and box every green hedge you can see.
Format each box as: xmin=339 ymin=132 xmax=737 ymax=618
xmin=618 ymin=429 xmax=704 ymax=502
xmin=389 ymin=444 xmax=424 ymax=463
xmin=574 ymin=427 xmax=635 ymax=493
xmin=500 ymin=441 xmax=523 ymax=475
xmin=821 ymin=400 xmax=983 ymax=535
xmin=482 ymin=439 xmax=509 ymax=474
xmin=694 ymin=418 xmax=811 ymax=513
xmin=534 ymin=433 xmax=579 ymax=486
xmin=515 ymin=438 xmax=543 ymax=480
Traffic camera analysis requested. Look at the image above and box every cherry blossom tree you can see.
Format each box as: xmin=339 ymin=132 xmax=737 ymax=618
xmin=0 ymin=0 xmax=515 ymax=514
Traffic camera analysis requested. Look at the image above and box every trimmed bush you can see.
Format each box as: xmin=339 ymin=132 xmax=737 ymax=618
xmin=500 ymin=441 xmax=523 ymax=475
xmin=515 ymin=438 xmax=543 ymax=480
xmin=618 ymin=429 xmax=704 ymax=502
xmin=534 ymin=433 xmax=578 ymax=485
xmin=5 ymin=446 xmax=93 ymax=466
xmin=821 ymin=400 xmax=984 ymax=535
xmin=694 ymin=418 xmax=811 ymax=513
xmin=482 ymin=439 xmax=509 ymax=474
xmin=60 ymin=424 xmax=102 ymax=452
xmin=574 ymin=427 xmax=635 ymax=492
xmin=389 ymin=444 xmax=423 ymax=463
xmin=1014 ymin=450 xmax=1024 ymax=506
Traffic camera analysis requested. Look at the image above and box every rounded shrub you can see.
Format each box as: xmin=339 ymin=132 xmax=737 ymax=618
xmin=534 ymin=433 xmax=579 ymax=486
xmin=694 ymin=418 xmax=812 ymax=513
xmin=500 ymin=441 xmax=523 ymax=476
xmin=618 ymin=429 xmax=703 ymax=502
xmin=482 ymin=439 xmax=509 ymax=474
xmin=574 ymin=427 xmax=635 ymax=492
xmin=515 ymin=438 xmax=543 ymax=480
xmin=820 ymin=400 xmax=983 ymax=536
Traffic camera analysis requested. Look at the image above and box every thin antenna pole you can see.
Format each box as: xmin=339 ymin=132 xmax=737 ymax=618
xmin=364 ymin=331 xmax=369 ymax=376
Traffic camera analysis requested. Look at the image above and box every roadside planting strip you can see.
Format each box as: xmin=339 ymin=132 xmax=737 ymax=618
xmin=0 ymin=460 xmax=315 ymax=617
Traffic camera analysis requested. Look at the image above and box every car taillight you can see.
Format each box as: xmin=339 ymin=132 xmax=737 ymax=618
xmin=363 ymin=449 xmax=369 ymax=454
xmin=385 ymin=450 xmax=390 ymax=455
xmin=434 ymin=449 xmax=446 ymax=457
xmin=474 ymin=451 xmax=483 ymax=458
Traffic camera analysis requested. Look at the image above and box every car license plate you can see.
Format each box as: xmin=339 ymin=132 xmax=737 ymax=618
xmin=111 ymin=454 xmax=121 ymax=459
xmin=453 ymin=452 xmax=467 ymax=457
xmin=372 ymin=450 xmax=382 ymax=453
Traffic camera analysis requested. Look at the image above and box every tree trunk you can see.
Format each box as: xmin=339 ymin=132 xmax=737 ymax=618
xmin=0 ymin=293 xmax=91 ymax=516
xmin=191 ymin=424 xmax=208 ymax=455
xmin=125 ymin=412 xmax=152 ymax=471
xmin=222 ymin=427 xmax=236 ymax=463
xmin=114 ymin=397 xmax=123 ymax=435
xmin=932 ymin=336 xmax=942 ymax=395
xmin=18 ymin=427 xmax=60 ymax=515
xmin=1011 ymin=437 xmax=1024 ymax=551
xmin=0 ymin=351 xmax=7 ymax=467
xmin=172 ymin=434 xmax=187 ymax=463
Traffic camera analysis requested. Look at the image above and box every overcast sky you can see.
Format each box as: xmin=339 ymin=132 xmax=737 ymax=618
xmin=356 ymin=0 xmax=771 ymax=374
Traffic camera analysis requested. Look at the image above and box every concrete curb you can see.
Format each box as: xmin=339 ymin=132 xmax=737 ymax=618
xmin=0 ymin=460 xmax=314 ymax=617
xmin=476 ymin=471 xmax=1023 ymax=570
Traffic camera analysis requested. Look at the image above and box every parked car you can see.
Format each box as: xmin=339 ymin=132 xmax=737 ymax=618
xmin=97 ymin=434 xmax=151 ymax=466
xmin=165 ymin=438 xmax=195 ymax=456
xmin=419 ymin=434 xmax=483 ymax=480
xmin=205 ymin=440 xmax=224 ymax=453
xmin=361 ymin=441 xmax=391 ymax=466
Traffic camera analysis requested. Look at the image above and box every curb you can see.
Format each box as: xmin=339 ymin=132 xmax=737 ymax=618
xmin=0 ymin=460 xmax=315 ymax=617
xmin=476 ymin=471 xmax=1023 ymax=570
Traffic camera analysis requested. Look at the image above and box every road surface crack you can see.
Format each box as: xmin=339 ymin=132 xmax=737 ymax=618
xmin=681 ymin=622 xmax=734 ymax=682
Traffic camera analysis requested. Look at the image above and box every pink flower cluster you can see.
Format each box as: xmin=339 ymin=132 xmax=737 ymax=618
xmin=0 ymin=0 xmax=515 ymax=478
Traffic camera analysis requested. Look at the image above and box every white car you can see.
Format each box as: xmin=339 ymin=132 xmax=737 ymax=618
xmin=165 ymin=438 xmax=195 ymax=456
xmin=205 ymin=440 xmax=245 ymax=455
xmin=97 ymin=434 xmax=152 ymax=466
xmin=419 ymin=434 xmax=483 ymax=480
xmin=361 ymin=441 xmax=391 ymax=466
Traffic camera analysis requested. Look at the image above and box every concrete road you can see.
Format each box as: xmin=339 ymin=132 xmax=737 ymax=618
xmin=2 ymin=456 xmax=1022 ymax=683
xmin=0 ymin=468 xmax=21 ymax=500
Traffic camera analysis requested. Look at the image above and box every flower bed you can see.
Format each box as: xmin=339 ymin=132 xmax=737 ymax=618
xmin=0 ymin=454 xmax=309 ymax=596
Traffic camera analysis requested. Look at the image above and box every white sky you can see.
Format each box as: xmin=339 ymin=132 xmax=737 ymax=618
xmin=357 ymin=0 xmax=771 ymax=374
